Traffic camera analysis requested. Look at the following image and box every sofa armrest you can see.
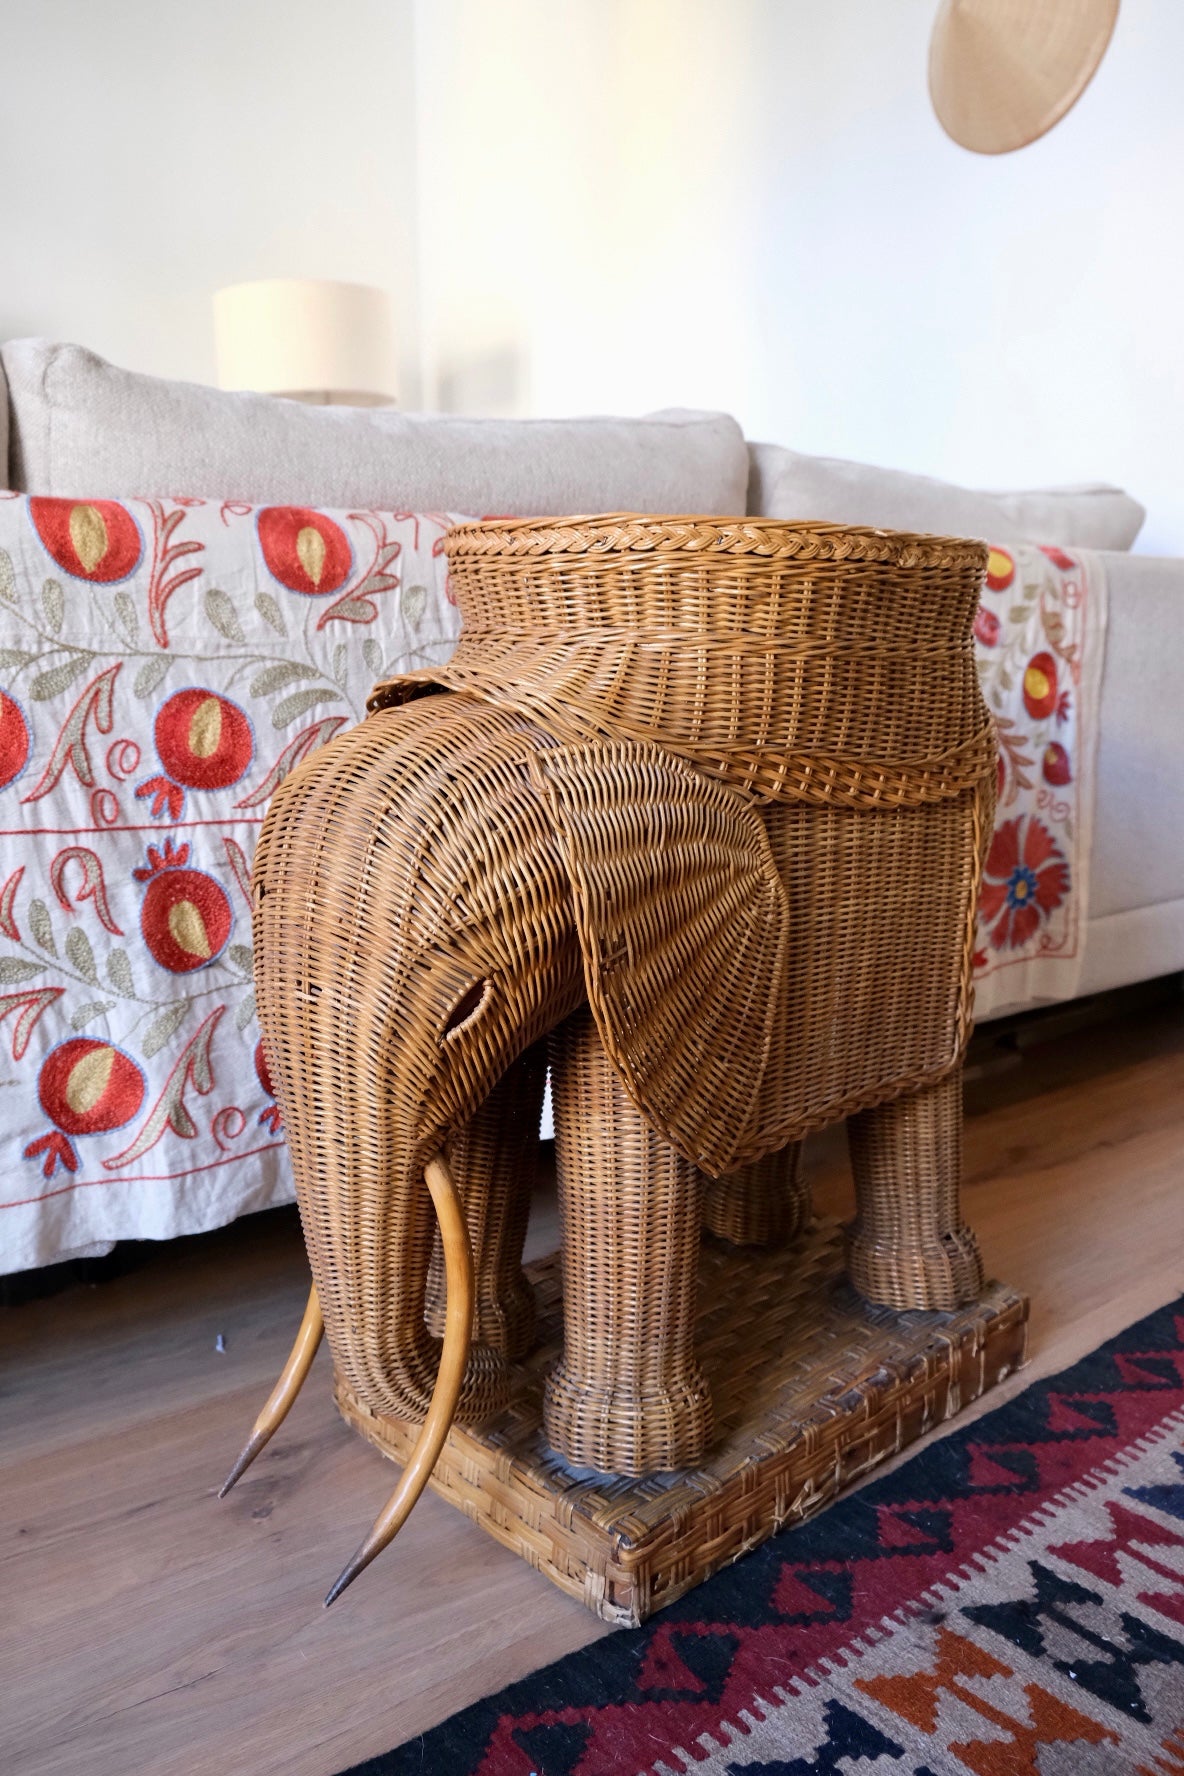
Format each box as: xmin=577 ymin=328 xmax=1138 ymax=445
xmin=1091 ymin=552 xmax=1184 ymax=921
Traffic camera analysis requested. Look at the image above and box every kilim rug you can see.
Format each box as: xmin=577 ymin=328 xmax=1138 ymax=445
xmin=344 ymin=1297 xmax=1184 ymax=1776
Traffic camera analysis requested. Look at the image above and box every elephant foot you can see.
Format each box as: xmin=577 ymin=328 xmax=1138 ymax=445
xmin=543 ymin=1366 xmax=714 ymax=1477
xmin=846 ymin=1223 xmax=984 ymax=1313
xmin=702 ymin=1142 xmax=809 ymax=1248
xmin=846 ymin=1069 xmax=984 ymax=1313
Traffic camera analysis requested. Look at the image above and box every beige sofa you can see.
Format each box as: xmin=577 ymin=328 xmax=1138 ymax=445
xmin=2 ymin=336 xmax=1181 ymax=1024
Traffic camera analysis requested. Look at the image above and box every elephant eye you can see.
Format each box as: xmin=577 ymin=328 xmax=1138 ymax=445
xmin=441 ymin=978 xmax=493 ymax=1041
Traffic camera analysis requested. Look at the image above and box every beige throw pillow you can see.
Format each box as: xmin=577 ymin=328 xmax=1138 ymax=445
xmin=1 ymin=338 xmax=749 ymax=516
xmin=748 ymin=441 xmax=1144 ymax=551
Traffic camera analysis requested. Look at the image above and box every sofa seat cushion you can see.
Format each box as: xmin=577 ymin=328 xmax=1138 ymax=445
xmin=748 ymin=441 xmax=1145 ymax=551
xmin=2 ymin=339 xmax=749 ymax=515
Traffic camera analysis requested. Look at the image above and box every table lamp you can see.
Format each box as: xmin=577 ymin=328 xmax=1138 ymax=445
xmin=213 ymin=279 xmax=398 ymax=406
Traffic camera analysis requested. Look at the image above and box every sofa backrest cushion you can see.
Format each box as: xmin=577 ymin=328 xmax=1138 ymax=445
xmin=1 ymin=339 xmax=749 ymax=515
xmin=0 ymin=350 xmax=8 ymax=490
xmin=748 ymin=442 xmax=1145 ymax=551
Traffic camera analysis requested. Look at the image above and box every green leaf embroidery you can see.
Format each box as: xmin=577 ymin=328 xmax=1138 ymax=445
xmin=113 ymin=589 xmax=139 ymax=643
xmin=235 ymin=992 xmax=257 ymax=1031
xmin=205 ymin=587 xmax=245 ymax=644
xmin=249 ymin=661 xmax=319 ymax=698
xmin=28 ymin=899 xmax=57 ymax=957
xmin=0 ymin=549 xmax=16 ymax=605
xmin=0 ymin=958 xmax=43 ymax=984
xmin=42 ymin=578 xmax=65 ymax=635
xmin=29 ymin=653 xmax=91 ymax=701
xmin=255 ymin=590 xmax=287 ymax=636
xmin=272 ymin=688 xmax=341 ymax=728
xmin=362 ymin=638 xmax=383 ymax=676
xmin=71 ymin=1000 xmax=115 ymax=1031
xmin=0 ymin=648 xmax=34 ymax=670
xmin=142 ymin=1002 xmax=189 ymax=1059
xmin=332 ymin=643 xmax=349 ymax=688
xmin=65 ymin=926 xmax=98 ymax=984
xmin=402 ymin=583 xmax=427 ymax=627
xmin=321 ymin=597 xmax=376 ymax=625
xmin=106 ymin=949 xmax=135 ymax=996
xmin=134 ymin=656 xmax=171 ymax=699
xmin=227 ymin=943 xmax=254 ymax=976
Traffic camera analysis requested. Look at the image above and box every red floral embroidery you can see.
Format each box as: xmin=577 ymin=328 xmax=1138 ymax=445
xmin=973 ymin=607 xmax=1000 ymax=647
xmin=21 ymin=663 xmax=120 ymax=805
xmin=135 ymin=839 xmax=233 ymax=974
xmin=257 ymin=507 xmax=352 ymax=595
xmin=137 ymin=689 xmax=254 ymax=818
xmin=979 ymin=816 xmax=1070 ymax=951
xmin=29 ymin=498 xmax=144 ymax=583
xmin=26 ymin=1037 xmax=146 ymax=1176
xmin=0 ymin=690 xmax=30 ymax=790
xmin=50 ymin=846 xmax=124 ymax=935
xmin=1042 ymin=742 xmax=1072 ymax=787
xmin=985 ymin=547 xmax=1015 ymax=592
xmin=255 ymin=1040 xmax=282 ymax=1132
xmin=1022 ymin=651 xmax=1057 ymax=721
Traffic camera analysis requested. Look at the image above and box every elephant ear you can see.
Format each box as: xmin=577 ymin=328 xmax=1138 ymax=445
xmin=529 ymin=741 xmax=791 ymax=1177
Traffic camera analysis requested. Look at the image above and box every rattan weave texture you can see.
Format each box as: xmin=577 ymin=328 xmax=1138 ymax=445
xmin=253 ymin=513 xmax=995 ymax=1510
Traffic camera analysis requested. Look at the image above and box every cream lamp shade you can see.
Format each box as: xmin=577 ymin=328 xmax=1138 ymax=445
xmin=929 ymin=0 xmax=1119 ymax=155
xmin=213 ymin=279 xmax=398 ymax=405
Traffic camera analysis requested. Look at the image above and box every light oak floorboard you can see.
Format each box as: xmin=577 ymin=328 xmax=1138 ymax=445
xmin=3 ymin=989 xmax=1183 ymax=1776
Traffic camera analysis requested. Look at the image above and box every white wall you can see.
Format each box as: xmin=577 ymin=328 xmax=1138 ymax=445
xmin=2 ymin=1 xmax=1180 ymax=549
xmin=413 ymin=0 xmax=1184 ymax=552
xmin=0 ymin=0 xmax=421 ymax=400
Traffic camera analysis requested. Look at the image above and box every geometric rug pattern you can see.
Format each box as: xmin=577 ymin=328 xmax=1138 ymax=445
xmin=343 ymin=1298 xmax=1184 ymax=1776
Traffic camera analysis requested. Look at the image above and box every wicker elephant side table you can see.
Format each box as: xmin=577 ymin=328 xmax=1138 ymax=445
xmin=219 ymin=517 xmax=1028 ymax=1620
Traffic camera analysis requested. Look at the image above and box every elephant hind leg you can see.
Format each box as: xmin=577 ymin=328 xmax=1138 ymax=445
xmin=425 ymin=1043 xmax=546 ymax=1363
xmin=544 ymin=1009 xmax=712 ymax=1477
xmin=701 ymin=1141 xmax=809 ymax=1248
xmin=846 ymin=1069 xmax=983 ymax=1311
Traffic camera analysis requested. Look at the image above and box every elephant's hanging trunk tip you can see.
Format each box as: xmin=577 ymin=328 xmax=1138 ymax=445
xmin=217 ymin=1283 xmax=324 ymax=1497
xmin=324 ymin=1151 xmax=474 ymax=1606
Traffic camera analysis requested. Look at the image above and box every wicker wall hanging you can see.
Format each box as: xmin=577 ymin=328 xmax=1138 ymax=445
xmin=218 ymin=516 xmax=1016 ymax=1613
xmin=930 ymin=0 xmax=1120 ymax=154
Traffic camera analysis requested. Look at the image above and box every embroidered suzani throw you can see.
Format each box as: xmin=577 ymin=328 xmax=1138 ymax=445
xmin=0 ymin=500 xmax=1105 ymax=1271
xmin=971 ymin=541 xmax=1107 ymax=1021
xmin=0 ymin=495 xmax=465 ymax=1271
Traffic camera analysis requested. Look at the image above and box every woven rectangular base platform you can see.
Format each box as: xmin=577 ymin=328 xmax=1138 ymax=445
xmin=335 ymin=1218 xmax=1028 ymax=1626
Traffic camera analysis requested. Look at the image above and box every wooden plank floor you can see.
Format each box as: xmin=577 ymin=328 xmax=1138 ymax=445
xmin=3 ymin=984 xmax=1184 ymax=1776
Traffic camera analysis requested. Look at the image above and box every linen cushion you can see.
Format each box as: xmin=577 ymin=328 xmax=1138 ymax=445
xmin=747 ymin=442 xmax=1145 ymax=550
xmin=1 ymin=339 xmax=749 ymax=515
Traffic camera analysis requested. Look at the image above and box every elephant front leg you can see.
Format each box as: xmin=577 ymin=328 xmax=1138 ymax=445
xmin=846 ymin=1069 xmax=983 ymax=1311
xmin=424 ymin=1042 xmax=546 ymax=1361
xmin=701 ymin=1142 xmax=809 ymax=1247
xmin=544 ymin=1008 xmax=713 ymax=1476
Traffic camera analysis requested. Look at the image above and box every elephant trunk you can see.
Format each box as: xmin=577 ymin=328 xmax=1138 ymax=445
xmin=252 ymin=713 xmax=508 ymax=1426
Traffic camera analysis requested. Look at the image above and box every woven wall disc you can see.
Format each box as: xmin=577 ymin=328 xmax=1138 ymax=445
xmin=929 ymin=0 xmax=1119 ymax=155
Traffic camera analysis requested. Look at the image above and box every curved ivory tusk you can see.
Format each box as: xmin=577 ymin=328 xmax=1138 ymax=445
xmin=324 ymin=1152 xmax=474 ymax=1607
xmin=218 ymin=1283 xmax=324 ymax=1497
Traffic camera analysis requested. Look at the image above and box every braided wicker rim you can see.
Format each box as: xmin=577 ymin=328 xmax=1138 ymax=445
xmin=443 ymin=513 xmax=989 ymax=568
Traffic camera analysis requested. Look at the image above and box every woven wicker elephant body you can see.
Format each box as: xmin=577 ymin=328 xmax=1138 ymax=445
xmin=226 ymin=517 xmax=995 ymax=1602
